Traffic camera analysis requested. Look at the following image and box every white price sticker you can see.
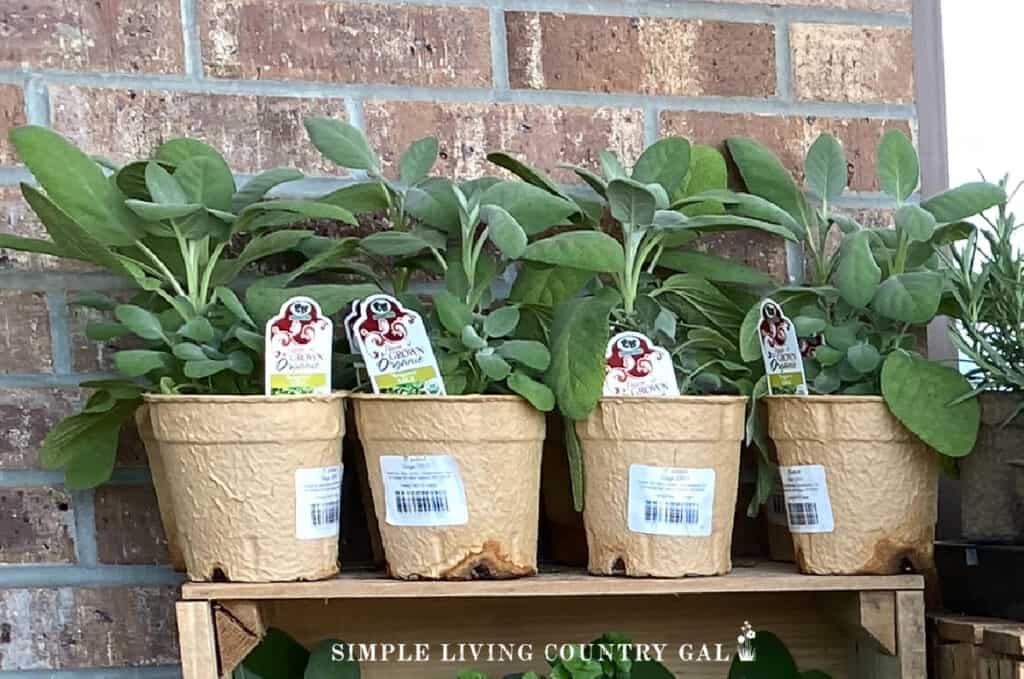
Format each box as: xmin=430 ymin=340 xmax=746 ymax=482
xmin=294 ymin=465 xmax=342 ymax=540
xmin=380 ymin=455 xmax=468 ymax=527
xmin=779 ymin=464 xmax=835 ymax=534
xmin=627 ymin=464 xmax=715 ymax=537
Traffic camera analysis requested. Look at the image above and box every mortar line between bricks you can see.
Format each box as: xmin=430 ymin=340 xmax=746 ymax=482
xmin=0 ymin=372 xmax=116 ymax=387
xmin=0 ymin=564 xmax=185 ymax=587
xmin=14 ymin=70 xmax=919 ymax=120
xmin=44 ymin=290 xmax=72 ymax=375
xmin=0 ymin=468 xmax=153 ymax=487
xmin=0 ymin=168 xmax=33 ymax=185
xmin=179 ymin=0 xmax=203 ymax=80
xmin=0 ymin=667 xmax=183 ymax=679
xmin=314 ymin=0 xmax=912 ymax=26
xmin=643 ymin=105 xmax=659 ymax=146
xmin=70 ymin=488 xmax=98 ymax=567
xmin=0 ymin=272 xmax=128 ymax=292
xmin=23 ymin=78 xmax=50 ymax=126
xmin=489 ymin=6 xmax=510 ymax=90
xmin=774 ymin=19 xmax=793 ymax=102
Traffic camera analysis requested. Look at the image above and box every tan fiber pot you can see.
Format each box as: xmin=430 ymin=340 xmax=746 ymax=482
xmin=145 ymin=393 xmax=345 ymax=582
xmin=135 ymin=405 xmax=185 ymax=571
xmin=767 ymin=396 xmax=939 ymax=575
xmin=352 ymin=394 xmax=544 ymax=580
xmin=577 ymin=396 xmax=746 ymax=577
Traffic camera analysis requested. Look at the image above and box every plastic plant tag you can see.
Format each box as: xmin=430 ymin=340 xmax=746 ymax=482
xmin=344 ymin=300 xmax=366 ymax=385
xmin=265 ymin=296 xmax=333 ymax=396
xmin=294 ymin=465 xmax=342 ymax=540
xmin=379 ymin=455 xmax=468 ymax=527
xmin=353 ymin=294 xmax=445 ymax=395
xmin=627 ymin=464 xmax=715 ymax=536
xmin=757 ymin=299 xmax=809 ymax=396
xmin=779 ymin=464 xmax=835 ymax=533
xmin=603 ymin=331 xmax=680 ymax=397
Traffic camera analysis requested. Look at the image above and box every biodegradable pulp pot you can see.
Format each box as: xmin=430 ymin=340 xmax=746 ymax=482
xmin=145 ymin=393 xmax=345 ymax=582
xmin=961 ymin=392 xmax=1024 ymax=543
xmin=767 ymin=396 xmax=939 ymax=575
xmin=135 ymin=404 xmax=186 ymax=571
xmin=352 ymin=394 xmax=544 ymax=580
xmin=577 ymin=396 xmax=746 ymax=577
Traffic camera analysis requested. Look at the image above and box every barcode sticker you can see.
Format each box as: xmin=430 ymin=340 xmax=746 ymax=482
xmin=627 ymin=464 xmax=715 ymax=537
xmin=380 ymin=455 xmax=468 ymax=527
xmin=779 ymin=464 xmax=834 ymax=534
xmin=294 ymin=465 xmax=342 ymax=540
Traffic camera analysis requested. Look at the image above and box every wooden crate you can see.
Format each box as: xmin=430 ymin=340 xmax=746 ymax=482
xmin=176 ymin=561 xmax=926 ymax=679
xmin=931 ymin=614 xmax=1024 ymax=679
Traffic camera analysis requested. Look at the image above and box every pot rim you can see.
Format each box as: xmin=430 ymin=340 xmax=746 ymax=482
xmin=597 ymin=395 xmax=748 ymax=404
xmin=348 ymin=392 xmax=528 ymax=403
xmin=766 ymin=394 xmax=884 ymax=404
xmin=143 ymin=391 xmax=347 ymax=404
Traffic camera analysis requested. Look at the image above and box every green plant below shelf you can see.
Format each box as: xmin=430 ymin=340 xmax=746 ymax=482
xmin=725 ymin=130 xmax=1005 ymax=506
xmin=727 ymin=631 xmax=831 ymax=679
xmin=232 ymin=628 xmax=360 ymax=679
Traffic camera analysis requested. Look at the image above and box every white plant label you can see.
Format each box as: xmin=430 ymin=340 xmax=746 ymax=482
xmin=294 ymin=465 xmax=342 ymax=540
xmin=757 ymin=298 xmax=809 ymax=396
xmin=265 ymin=296 xmax=333 ymax=396
xmin=379 ymin=455 xmax=468 ymax=527
xmin=603 ymin=331 xmax=680 ymax=397
xmin=627 ymin=464 xmax=715 ymax=537
xmin=779 ymin=464 xmax=835 ymax=533
xmin=353 ymin=294 xmax=446 ymax=396
xmin=344 ymin=300 xmax=366 ymax=385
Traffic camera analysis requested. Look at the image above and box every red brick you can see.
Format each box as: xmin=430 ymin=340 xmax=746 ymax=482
xmin=0 ymin=388 xmax=82 ymax=468
xmin=791 ymin=24 xmax=915 ymax=104
xmin=0 ymin=487 xmax=75 ymax=564
xmin=0 ymin=586 xmax=178 ymax=669
xmin=659 ymin=111 xmax=913 ymax=192
xmin=0 ymin=291 xmax=52 ymax=374
xmin=363 ymin=101 xmax=645 ymax=181
xmin=94 ymin=484 xmax=169 ymax=565
xmin=506 ymin=13 xmax=775 ymax=97
xmin=49 ymin=86 xmax=346 ymax=174
xmin=0 ymin=0 xmax=184 ymax=74
xmin=0 ymin=84 xmax=26 ymax=165
xmin=704 ymin=0 xmax=910 ymax=10
xmin=201 ymin=0 xmax=491 ymax=87
xmin=690 ymin=231 xmax=791 ymax=284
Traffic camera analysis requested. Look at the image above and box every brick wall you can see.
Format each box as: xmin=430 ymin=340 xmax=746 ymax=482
xmin=0 ymin=0 xmax=916 ymax=674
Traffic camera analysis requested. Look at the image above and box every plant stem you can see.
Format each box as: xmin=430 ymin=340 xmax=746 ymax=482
xmin=135 ymin=241 xmax=187 ymax=298
xmin=197 ymin=242 xmax=227 ymax=311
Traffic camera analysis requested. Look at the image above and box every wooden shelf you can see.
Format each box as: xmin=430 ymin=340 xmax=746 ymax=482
xmin=181 ymin=560 xmax=924 ymax=601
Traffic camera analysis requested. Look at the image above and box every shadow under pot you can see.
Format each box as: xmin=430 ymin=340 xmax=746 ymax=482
xmin=144 ymin=393 xmax=346 ymax=583
xmin=351 ymin=394 xmax=545 ymax=580
xmin=577 ymin=396 xmax=747 ymax=578
xmin=767 ymin=395 xmax=939 ymax=575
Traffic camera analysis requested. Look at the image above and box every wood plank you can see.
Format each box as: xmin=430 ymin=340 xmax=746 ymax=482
xmin=933 ymin=614 xmax=1016 ymax=645
xmin=262 ymin=591 xmax=851 ymax=679
xmin=823 ymin=591 xmax=897 ymax=655
xmin=181 ymin=562 xmax=923 ymax=600
xmin=897 ymin=591 xmax=927 ymax=679
xmin=985 ymin=627 xmax=1024 ymax=658
xmin=936 ymin=643 xmax=978 ymax=679
xmin=175 ymin=601 xmax=218 ymax=679
xmin=978 ymin=655 xmax=1024 ymax=679
xmin=214 ymin=600 xmax=265 ymax=676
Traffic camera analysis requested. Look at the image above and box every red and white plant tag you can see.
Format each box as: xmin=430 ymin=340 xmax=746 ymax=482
xmin=353 ymin=294 xmax=446 ymax=395
xmin=603 ymin=331 xmax=680 ymax=397
xmin=757 ymin=298 xmax=809 ymax=396
xmin=264 ymin=296 xmax=333 ymax=396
